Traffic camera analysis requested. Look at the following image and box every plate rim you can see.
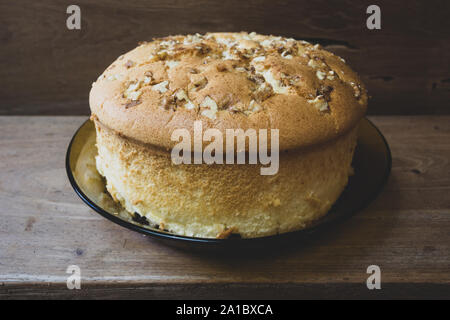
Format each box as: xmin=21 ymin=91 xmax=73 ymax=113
xmin=65 ymin=117 xmax=392 ymax=244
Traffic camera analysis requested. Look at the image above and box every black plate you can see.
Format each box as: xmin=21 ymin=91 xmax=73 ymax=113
xmin=66 ymin=118 xmax=391 ymax=249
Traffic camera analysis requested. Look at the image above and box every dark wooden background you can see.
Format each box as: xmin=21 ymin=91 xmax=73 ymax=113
xmin=0 ymin=0 xmax=449 ymax=115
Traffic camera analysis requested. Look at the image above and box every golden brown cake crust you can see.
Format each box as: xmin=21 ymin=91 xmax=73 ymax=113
xmin=90 ymin=32 xmax=367 ymax=151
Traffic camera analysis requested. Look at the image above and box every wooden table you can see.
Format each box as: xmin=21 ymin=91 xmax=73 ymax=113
xmin=0 ymin=116 xmax=449 ymax=299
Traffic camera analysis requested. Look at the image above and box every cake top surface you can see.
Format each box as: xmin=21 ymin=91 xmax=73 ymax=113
xmin=90 ymin=32 xmax=367 ymax=151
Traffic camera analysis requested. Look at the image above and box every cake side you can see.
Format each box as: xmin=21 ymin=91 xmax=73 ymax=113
xmin=94 ymin=120 xmax=358 ymax=238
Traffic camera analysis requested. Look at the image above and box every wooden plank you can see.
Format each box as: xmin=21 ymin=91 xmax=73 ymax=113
xmin=0 ymin=1 xmax=449 ymax=115
xmin=0 ymin=116 xmax=449 ymax=299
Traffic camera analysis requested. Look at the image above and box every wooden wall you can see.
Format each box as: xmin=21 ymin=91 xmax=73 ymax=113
xmin=0 ymin=0 xmax=449 ymax=115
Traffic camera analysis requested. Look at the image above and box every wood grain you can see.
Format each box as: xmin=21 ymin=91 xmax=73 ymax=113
xmin=0 ymin=1 xmax=449 ymax=115
xmin=0 ymin=116 xmax=449 ymax=299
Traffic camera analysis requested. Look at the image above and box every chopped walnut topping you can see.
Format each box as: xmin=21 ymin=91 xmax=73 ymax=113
xmin=126 ymin=81 xmax=141 ymax=92
xmin=143 ymin=71 xmax=154 ymax=84
xmin=183 ymin=33 xmax=204 ymax=45
xmin=307 ymin=95 xmax=329 ymax=112
xmin=155 ymin=50 xmax=169 ymax=61
xmin=152 ymin=80 xmax=169 ymax=93
xmin=216 ymin=63 xmax=228 ymax=72
xmin=248 ymin=73 xmax=265 ymax=85
xmin=188 ymin=75 xmax=208 ymax=92
xmin=281 ymin=49 xmax=293 ymax=59
xmin=252 ymin=56 xmax=266 ymax=63
xmin=200 ymin=96 xmax=218 ymax=119
xmin=317 ymin=85 xmax=333 ymax=101
xmin=228 ymin=106 xmax=239 ymax=113
xmin=219 ymin=94 xmax=233 ymax=110
xmin=174 ymin=89 xmax=197 ymax=110
xmin=245 ymin=100 xmax=262 ymax=115
xmin=128 ymin=91 xmax=142 ymax=101
xmin=160 ymin=96 xmax=176 ymax=111
xmin=254 ymin=82 xmax=274 ymax=102
xmin=255 ymin=69 xmax=291 ymax=94
xmin=222 ymin=50 xmax=237 ymax=60
xmin=287 ymin=75 xmax=302 ymax=86
xmin=103 ymin=33 xmax=358 ymax=119
xmin=194 ymin=43 xmax=211 ymax=56
xmin=184 ymin=101 xmax=197 ymax=110
xmin=280 ymin=73 xmax=299 ymax=87
xmin=316 ymin=70 xmax=326 ymax=80
xmin=174 ymin=89 xmax=188 ymax=101
xmin=327 ymin=71 xmax=335 ymax=80
xmin=159 ymin=39 xmax=178 ymax=49
xmin=107 ymin=74 xmax=124 ymax=81
xmin=124 ymin=60 xmax=134 ymax=68
xmin=350 ymin=82 xmax=362 ymax=99
xmin=165 ymin=60 xmax=179 ymax=69
xmin=143 ymin=77 xmax=151 ymax=84
xmin=123 ymin=81 xmax=143 ymax=100
xmin=308 ymin=57 xmax=326 ymax=69
xmin=124 ymin=100 xmax=142 ymax=108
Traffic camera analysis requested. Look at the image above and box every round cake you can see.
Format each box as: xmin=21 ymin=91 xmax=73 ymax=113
xmin=89 ymin=32 xmax=367 ymax=238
